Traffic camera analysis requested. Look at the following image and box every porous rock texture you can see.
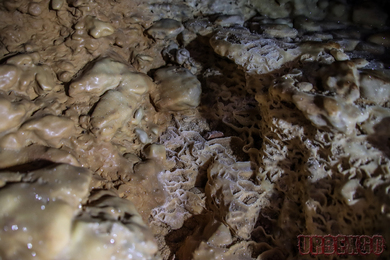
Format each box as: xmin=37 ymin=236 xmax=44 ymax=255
xmin=0 ymin=0 xmax=390 ymax=260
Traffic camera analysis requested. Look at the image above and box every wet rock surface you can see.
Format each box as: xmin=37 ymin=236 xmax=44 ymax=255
xmin=0 ymin=0 xmax=390 ymax=260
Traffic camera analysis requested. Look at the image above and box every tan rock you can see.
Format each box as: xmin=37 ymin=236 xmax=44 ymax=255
xmin=151 ymin=66 xmax=201 ymax=111
xmin=147 ymin=19 xmax=184 ymax=40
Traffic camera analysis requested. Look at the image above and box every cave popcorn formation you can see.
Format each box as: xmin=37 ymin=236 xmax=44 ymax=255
xmin=0 ymin=0 xmax=390 ymax=259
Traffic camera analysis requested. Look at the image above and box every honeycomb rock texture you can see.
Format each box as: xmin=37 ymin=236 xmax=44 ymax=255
xmin=210 ymin=28 xmax=301 ymax=74
xmin=0 ymin=0 xmax=390 ymax=260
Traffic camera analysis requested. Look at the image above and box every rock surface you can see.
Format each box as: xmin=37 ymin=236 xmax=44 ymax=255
xmin=0 ymin=0 xmax=389 ymax=260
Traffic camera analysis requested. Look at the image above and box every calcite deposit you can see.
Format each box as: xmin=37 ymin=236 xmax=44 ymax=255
xmin=0 ymin=0 xmax=389 ymax=260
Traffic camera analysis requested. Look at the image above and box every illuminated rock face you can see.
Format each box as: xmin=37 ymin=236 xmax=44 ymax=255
xmin=210 ymin=28 xmax=301 ymax=74
xmin=0 ymin=164 xmax=158 ymax=260
xmin=147 ymin=19 xmax=184 ymax=40
xmin=0 ymin=53 xmax=56 ymax=99
xmin=0 ymin=164 xmax=90 ymax=260
xmin=0 ymin=0 xmax=390 ymax=259
xmin=151 ymin=66 xmax=201 ymax=111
